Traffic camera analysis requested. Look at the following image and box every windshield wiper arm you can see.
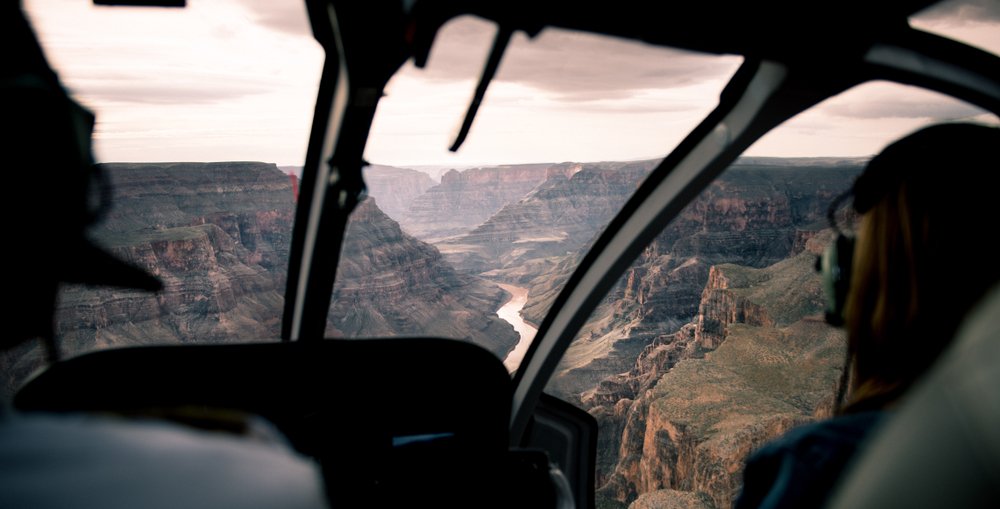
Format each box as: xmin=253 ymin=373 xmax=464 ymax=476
xmin=449 ymin=26 xmax=513 ymax=152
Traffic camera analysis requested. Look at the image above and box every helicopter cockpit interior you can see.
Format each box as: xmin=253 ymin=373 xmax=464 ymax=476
xmin=3 ymin=0 xmax=998 ymax=507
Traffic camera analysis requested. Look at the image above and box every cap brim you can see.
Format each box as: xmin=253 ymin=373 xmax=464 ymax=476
xmin=60 ymin=239 xmax=163 ymax=291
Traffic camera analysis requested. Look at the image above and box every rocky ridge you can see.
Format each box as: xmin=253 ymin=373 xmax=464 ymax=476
xmin=329 ymin=198 xmax=519 ymax=358
xmin=505 ymin=161 xmax=863 ymax=508
xmin=538 ymin=164 xmax=857 ymax=408
xmin=594 ymin=236 xmax=846 ymax=509
xmin=401 ymin=163 xmax=559 ymax=241
xmin=56 ymin=162 xmax=297 ymax=357
xmin=526 ymin=162 xmax=859 ymax=325
xmin=362 ymin=164 xmax=436 ymax=222
xmin=438 ymin=160 xmax=657 ymax=275
xmin=2 ymin=162 xmax=522 ymax=396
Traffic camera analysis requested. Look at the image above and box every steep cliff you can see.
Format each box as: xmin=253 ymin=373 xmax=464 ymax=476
xmin=517 ymin=161 xmax=861 ymax=509
xmin=362 ymin=164 xmax=436 ymax=223
xmin=97 ymin=162 xmax=295 ymax=280
xmin=1 ymin=162 xmax=523 ymax=397
xmin=401 ymin=163 xmax=557 ymax=241
xmin=329 ymin=198 xmax=520 ymax=359
xmin=526 ymin=162 xmax=859 ymax=326
xmin=594 ymin=236 xmax=846 ymax=509
xmin=57 ymin=223 xmax=287 ymax=353
xmin=438 ymin=160 xmax=657 ymax=274
xmin=54 ymin=162 xmax=297 ymax=357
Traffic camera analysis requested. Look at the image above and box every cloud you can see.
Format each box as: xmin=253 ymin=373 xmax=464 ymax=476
xmin=24 ymin=0 xmax=322 ymax=165
xmin=75 ymin=80 xmax=272 ymax=105
xmin=913 ymin=0 xmax=1000 ymax=24
xmin=823 ymin=97 xmax=984 ymax=120
xmin=26 ymin=0 xmax=320 ymax=109
xmin=814 ymin=80 xmax=993 ymax=123
xmin=230 ymin=0 xmax=314 ymax=36
xmin=500 ymin=33 xmax=739 ymax=99
xmin=419 ymin=16 xmax=742 ymax=102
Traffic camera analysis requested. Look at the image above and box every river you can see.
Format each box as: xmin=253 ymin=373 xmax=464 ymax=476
xmin=496 ymin=283 xmax=539 ymax=373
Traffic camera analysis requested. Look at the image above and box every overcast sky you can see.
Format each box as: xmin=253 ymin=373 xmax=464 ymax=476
xmin=24 ymin=0 xmax=1000 ymax=167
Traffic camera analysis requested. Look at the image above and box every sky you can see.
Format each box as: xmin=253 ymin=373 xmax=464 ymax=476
xmin=23 ymin=0 xmax=1000 ymax=167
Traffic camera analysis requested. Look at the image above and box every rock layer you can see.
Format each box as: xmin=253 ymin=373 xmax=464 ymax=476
xmin=515 ymin=160 xmax=862 ymax=508
xmin=2 ymin=162 xmax=522 ymax=396
xmin=362 ymin=164 xmax=436 ymax=223
xmin=527 ymin=161 xmax=860 ymax=325
xmin=543 ymin=162 xmax=859 ymax=403
xmin=402 ymin=163 xmax=557 ymax=241
xmin=438 ymin=160 xmax=656 ymax=274
xmin=628 ymin=489 xmax=714 ymax=509
xmin=594 ymin=237 xmax=846 ymax=509
xmin=330 ymin=198 xmax=519 ymax=358
xmin=56 ymin=162 xmax=297 ymax=357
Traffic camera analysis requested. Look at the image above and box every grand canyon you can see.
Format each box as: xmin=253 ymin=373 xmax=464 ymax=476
xmin=2 ymin=157 xmax=863 ymax=508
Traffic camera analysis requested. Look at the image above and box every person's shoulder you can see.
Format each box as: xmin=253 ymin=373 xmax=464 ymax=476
xmin=755 ymin=411 xmax=885 ymax=460
xmin=735 ymin=412 xmax=886 ymax=509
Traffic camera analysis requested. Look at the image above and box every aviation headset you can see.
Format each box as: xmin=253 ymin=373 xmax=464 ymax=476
xmin=816 ymin=191 xmax=855 ymax=327
xmin=816 ymin=143 xmax=916 ymax=327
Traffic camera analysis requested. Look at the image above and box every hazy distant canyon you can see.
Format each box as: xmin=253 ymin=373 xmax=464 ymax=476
xmin=4 ymin=157 xmax=864 ymax=508
xmin=362 ymin=157 xmax=861 ymax=508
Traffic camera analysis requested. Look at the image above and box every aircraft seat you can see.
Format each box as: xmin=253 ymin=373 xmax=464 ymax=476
xmin=15 ymin=338 xmax=557 ymax=507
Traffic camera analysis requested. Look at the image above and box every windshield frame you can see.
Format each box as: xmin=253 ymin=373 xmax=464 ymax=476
xmin=284 ymin=0 xmax=1000 ymax=444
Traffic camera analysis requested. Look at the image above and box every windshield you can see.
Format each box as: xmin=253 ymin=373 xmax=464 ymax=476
xmin=549 ymin=81 xmax=997 ymax=508
xmin=333 ymin=16 xmax=742 ymax=369
xmin=9 ymin=2 xmax=994 ymax=359
xmin=4 ymin=1 xmax=999 ymax=505
xmin=909 ymin=0 xmax=1000 ymax=54
xmin=11 ymin=2 xmax=994 ymax=376
xmin=1 ymin=0 xmax=322 ymax=394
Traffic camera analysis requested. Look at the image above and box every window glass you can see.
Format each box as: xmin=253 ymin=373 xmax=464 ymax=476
xmin=910 ymin=0 xmax=1000 ymax=55
xmin=3 ymin=0 xmax=322 ymax=393
xmin=337 ymin=17 xmax=742 ymax=368
xmin=543 ymin=82 xmax=997 ymax=508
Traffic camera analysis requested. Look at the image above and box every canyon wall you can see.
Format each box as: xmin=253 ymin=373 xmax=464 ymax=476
xmin=2 ymin=162 xmax=522 ymax=396
xmin=57 ymin=162 xmax=297 ymax=357
xmin=330 ymin=198 xmax=519 ymax=359
xmin=525 ymin=162 xmax=859 ymax=326
xmin=593 ymin=237 xmax=846 ymax=509
xmin=401 ymin=163 xmax=561 ymax=241
xmin=362 ymin=164 xmax=436 ymax=222
xmin=438 ymin=160 xmax=657 ymax=275
xmin=515 ymin=161 xmax=862 ymax=508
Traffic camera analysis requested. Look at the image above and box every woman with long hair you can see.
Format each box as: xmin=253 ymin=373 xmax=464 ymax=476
xmin=735 ymin=122 xmax=1000 ymax=509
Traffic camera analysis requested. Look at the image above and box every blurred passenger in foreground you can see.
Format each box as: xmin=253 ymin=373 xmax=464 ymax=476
xmin=734 ymin=123 xmax=1000 ymax=509
xmin=0 ymin=4 xmax=327 ymax=508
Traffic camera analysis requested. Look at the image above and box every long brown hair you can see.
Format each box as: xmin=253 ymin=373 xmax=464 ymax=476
xmin=840 ymin=123 xmax=1000 ymax=412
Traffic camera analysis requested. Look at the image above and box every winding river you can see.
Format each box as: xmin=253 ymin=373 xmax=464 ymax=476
xmin=496 ymin=283 xmax=539 ymax=373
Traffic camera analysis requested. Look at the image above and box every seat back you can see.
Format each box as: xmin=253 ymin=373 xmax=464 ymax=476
xmin=15 ymin=338 xmax=515 ymax=507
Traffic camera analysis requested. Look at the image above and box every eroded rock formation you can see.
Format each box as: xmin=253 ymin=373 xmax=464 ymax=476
xmin=438 ymin=160 xmax=656 ymax=274
xmin=2 ymin=162 xmax=521 ymax=396
xmin=330 ymin=198 xmax=519 ymax=359
xmin=525 ymin=161 xmax=860 ymax=327
xmin=593 ymin=237 xmax=846 ymax=509
xmin=362 ymin=164 xmax=436 ymax=222
xmin=56 ymin=162 xmax=297 ymax=357
xmin=517 ymin=160 xmax=861 ymax=508
xmin=628 ymin=489 xmax=714 ymax=509
xmin=401 ymin=163 xmax=558 ymax=241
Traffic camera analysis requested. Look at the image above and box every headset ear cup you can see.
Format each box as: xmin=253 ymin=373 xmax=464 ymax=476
xmin=819 ymin=234 xmax=855 ymax=326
